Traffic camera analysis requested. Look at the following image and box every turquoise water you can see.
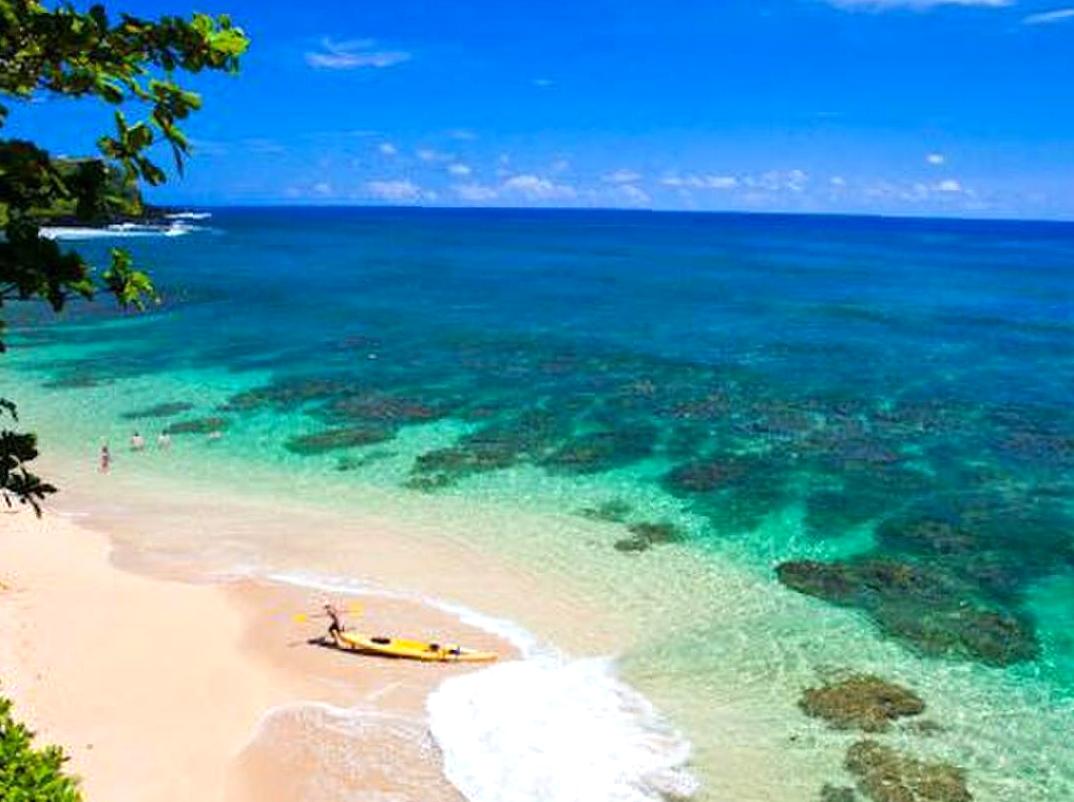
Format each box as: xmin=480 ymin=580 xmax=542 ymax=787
xmin=5 ymin=209 xmax=1074 ymax=800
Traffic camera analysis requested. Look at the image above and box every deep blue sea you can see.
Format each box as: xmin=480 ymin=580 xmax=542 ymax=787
xmin=5 ymin=208 xmax=1074 ymax=801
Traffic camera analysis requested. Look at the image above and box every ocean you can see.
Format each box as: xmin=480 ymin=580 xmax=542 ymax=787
xmin=5 ymin=207 xmax=1074 ymax=800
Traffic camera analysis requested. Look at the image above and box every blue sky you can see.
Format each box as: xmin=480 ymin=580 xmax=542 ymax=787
xmin=12 ymin=0 xmax=1074 ymax=218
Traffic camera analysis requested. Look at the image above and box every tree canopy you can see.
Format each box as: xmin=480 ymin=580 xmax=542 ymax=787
xmin=0 ymin=1 xmax=249 ymax=513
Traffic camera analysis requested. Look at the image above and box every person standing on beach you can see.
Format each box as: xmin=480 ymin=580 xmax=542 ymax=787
xmin=157 ymin=432 xmax=171 ymax=450
xmin=99 ymin=444 xmax=111 ymax=473
xmin=130 ymin=431 xmax=146 ymax=451
xmin=325 ymin=604 xmax=345 ymax=641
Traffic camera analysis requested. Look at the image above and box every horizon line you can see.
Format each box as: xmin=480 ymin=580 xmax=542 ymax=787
xmin=152 ymin=202 xmax=1074 ymax=227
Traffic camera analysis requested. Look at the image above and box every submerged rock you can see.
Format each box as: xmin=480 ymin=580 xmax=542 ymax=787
xmin=285 ymin=427 xmax=393 ymax=455
xmin=876 ymin=517 xmax=977 ymax=557
xmin=221 ymin=378 xmax=350 ymax=412
xmin=414 ymin=444 xmax=514 ymax=475
xmin=164 ymin=416 xmax=229 ymax=435
xmin=409 ymin=438 xmax=519 ymax=490
xmin=776 ymin=559 xmax=1039 ymax=666
xmin=821 ymin=785 xmax=859 ymax=802
xmin=776 ymin=559 xmax=949 ymax=605
xmin=664 ymin=458 xmax=749 ymax=494
xmin=540 ymin=425 xmax=656 ymax=475
xmin=320 ymin=393 xmax=446 ymax=424
xmin=845 ymin=740 xmax=972 ymax=802
xmin=335 ymin=450 xmax=395 ymax=471
xmin=577 ymin=499 xmax=633 ymax=523
xmin=43 ymin=373 xmax=112 ymax=389
xmin=120 ymin=401 xmax=195 ymax=420
xmin=664 ymin=393 xmax=731 ymax=421
xmin=613 ymin=535 xmax=651 ymax=553
xmin=614 ymin=521 xmax=682 ymax=553
xmin=876 ymin=604 xmax=1038 ymax=667
xmin=874 ymin=496 xmax=1074 ymax=604
xmin=408 ymin=409 xmax=571 ymax=488
xmin=997 ymin=427 xmax=1074 ymax=467
xmin=799 ymin=674 xmax=924 ymax=733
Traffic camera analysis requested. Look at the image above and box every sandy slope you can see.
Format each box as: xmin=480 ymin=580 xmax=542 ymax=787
xmin=0 ymin=510 xmax=510 ymax=802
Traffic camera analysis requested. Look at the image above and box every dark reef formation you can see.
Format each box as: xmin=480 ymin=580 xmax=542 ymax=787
xmin=120 ymin=402 xmax=195 ymax=420
xmin=613 ymin=521 xmax=683 ymax=553
xmin=70 ymin=319 xmax=1069 ymax=674
xmin=285 ymin=427 xmax=394 ymax=455
xmin=821 ymin=786 xmax=859 ymax=802
xmin=776 ymin=559 xmax=1038 ymax=665
xmin=799 ymin=674 xmax=925 ymax=733
xmin=163 ymin=416 xmax=229 ymax=436
xmin=845 ymin=741 xmax=972 ymax=802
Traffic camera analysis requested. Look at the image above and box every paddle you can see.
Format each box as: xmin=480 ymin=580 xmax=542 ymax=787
xmin=291 ymin=601 xmax=364 ymax=623
xmin=286 ymin=636 xmax=333 ymax=648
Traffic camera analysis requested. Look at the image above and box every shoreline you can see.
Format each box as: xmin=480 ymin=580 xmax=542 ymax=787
xmin=5 ymin=406 xmax=1074 ymax=801
xmin=0 ymin=508 xmax=515 ymax=802
xmin=0 ymin=455 xmax=701 ymax=802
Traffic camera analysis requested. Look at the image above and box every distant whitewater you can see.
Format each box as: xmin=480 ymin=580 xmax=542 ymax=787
xmin=40 ymin=220 xmax=199 ymax=240
xmin=164 ymin=211 xmax=213 ymax=221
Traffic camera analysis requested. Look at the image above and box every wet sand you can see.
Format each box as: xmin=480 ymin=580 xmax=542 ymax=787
xmin=0 ymin=510 xmax=513 ymax=802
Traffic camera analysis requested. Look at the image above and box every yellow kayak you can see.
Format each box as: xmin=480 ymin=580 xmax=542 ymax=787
xmin=333 ymin=631 xmax=498 ymax=663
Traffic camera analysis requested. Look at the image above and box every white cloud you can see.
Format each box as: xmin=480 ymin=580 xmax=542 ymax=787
xmin=448 ymin=163 xmax=473 ymax=177
xmin=550 ymin=159 xmax=571 ymax=174
xmin=603 ymin=169 xmax=643 ymax=184
xmin=532 ymin=78 xmax=554 ymax=87
xmin=661 ymin=174 xmax=739 ymax=190
xmin=745 ymin=169 xmax=810 ymax=193
xmin=1023 ymin=7 xmax=1074 ymax=24
xmin=378 ymin=142 xmax=398 ymax=156
xmin=417 ymin=148 xmax=453 ymax=163
xmin=862 ymin=177 xmax=973 ymax=203
xmin=306 ymin=38 xmax=411 ymax=70
xmin=365 ymin=179 xmax=424 ymax=202
xmin=502 ymin=174 xmax=577 ymax=201
xmin=447 ymin=129 xmax=478 ymax=141
xmin=612 ymin=185 xmax=652 ymax=206
xmin=454 ymin=183 xmax=500 ymax=202
xmin=830 ymin=176 xmax=848 ymax=187
xmin=926 ymin=152 xmax=946 ymax=165
xmin=312 ymin=181 xmax=333 ymax=196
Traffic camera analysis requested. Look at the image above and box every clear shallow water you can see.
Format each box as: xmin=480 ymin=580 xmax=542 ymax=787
xmin=4 ymin=208 xmax=1074 ymax=800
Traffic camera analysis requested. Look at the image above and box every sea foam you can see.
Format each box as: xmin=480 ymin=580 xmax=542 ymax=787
xmin=270 ymin=570 xmax=698 ymax=802
xmin=428 ymin=656 xmax=698 ymax=802
xmin=164 ymin=211 xmax=213 ymax=221
xmin=40 ymin=221 xmax=197 ymax=240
